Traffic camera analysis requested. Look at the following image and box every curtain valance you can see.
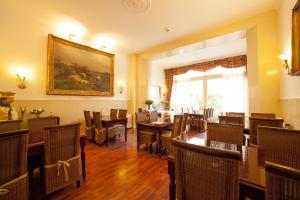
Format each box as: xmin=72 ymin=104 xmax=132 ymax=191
xmin=164 ymin=54 xmax=247 ymax=107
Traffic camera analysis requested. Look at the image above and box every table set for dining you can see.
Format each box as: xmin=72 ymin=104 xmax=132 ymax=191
xmin=135 ymin=111 xmax=293 ymax=200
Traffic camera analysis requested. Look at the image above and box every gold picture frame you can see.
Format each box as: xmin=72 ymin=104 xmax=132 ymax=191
xmin=291 ymin=0 xmax=300 ymax=75
xmin=47 ymin=34 xmax=114 ymax=96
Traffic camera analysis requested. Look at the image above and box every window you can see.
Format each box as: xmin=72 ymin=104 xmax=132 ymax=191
xmin=170 ymin=66 xmax=247 ymax=115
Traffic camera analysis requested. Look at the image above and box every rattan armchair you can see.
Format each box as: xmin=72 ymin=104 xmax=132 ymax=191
xmin=93 ymin=112 xmax=117 ymax=145
xmin=0 ymin=120 xmax=22 ymax=133
xmin=149 ymin=111 xmax=159 ymax=122
xmin=44 ymin=123 xmax=81 ymax=195
xmin=28 ymin=116 xmax=59 ymax=144
xmin=83 ymin=110 xmax=94 ymax=140
xmin=161 ymin=115 xmax=183 ymax=155
xmin=249 ymin=117 xmax=284 ymax=145
xmin=110 ymin=109 xmax=118 ymax=118
xmin=251 ymin=113 xmax=276 ymax=119
xmin=0 ymin=129 xmax=29 ymax=200
xmin=265 ymin=161 xmax=300 ymax=200
xmin=171 ymin=138 xmax=241 ymax=200
xmin=226 ymin=112 xmax=245 ymax=117
xmin=207 ymin=122 xmax=244 ymax=146
xmin=136 ymin=112 xmax=156 ymax=153
xmin=257 ymin=126 xmax=300 ymax=169
xmin=27 ymin=116 xmax=60 ymax=185
xmin=218 ymin=115 xmax=244 ymax=125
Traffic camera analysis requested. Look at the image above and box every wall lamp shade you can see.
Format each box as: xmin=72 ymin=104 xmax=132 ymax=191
xmin=118 ymin=82 xmax=125 ymax=94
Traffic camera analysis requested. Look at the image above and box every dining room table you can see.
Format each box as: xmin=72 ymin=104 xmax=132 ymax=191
xmin=136 ymin=118 xmax=173 ymax=157
xmin=166 ymin=137 xmax=265 ymax=200
xmin=27 ymin=134 xmax=87 ymax=184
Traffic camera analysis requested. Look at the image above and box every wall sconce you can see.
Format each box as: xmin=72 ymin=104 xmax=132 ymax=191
xmin=118 ymin=82 xmax=125 ymax=94
xmin=16 ymin=74 xmax=27 ymax=89
xmin=14 ymin=69 xmax=30 ymax=89
xmin=279 ymin=55 xmax=290 ymax=72
xmin=68 ymin=34 xmax=75 ymax=41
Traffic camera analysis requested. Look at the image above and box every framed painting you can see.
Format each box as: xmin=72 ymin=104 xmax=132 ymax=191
xmin=47 ymin=34 xmax=114 ymax=96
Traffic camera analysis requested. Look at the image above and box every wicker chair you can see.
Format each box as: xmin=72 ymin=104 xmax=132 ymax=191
xmin=83 ymin=110 xmax=94 ymax=140
xmin=161 ymin=115 xmax=183 ymax=155
xmin=251 ymin=113 xmax=276 ymax=119
xmin=0 ymin=129 xmax=29 ymax=200
xmin=0 ymin=120 xmax=22 ymax=133
xmin=149 ymin=111 xmax=159 ymax=122
xmin=136 ymin=112 xmax=156 ymax=153
xmin=110 ymin=109 xmax=118 ymax=119
xmin=28 ymin=116 xmax=59 ymax=144
xmin=257 ymin=126 xmax=300 ymax=169
xmin=44 ymin=123 xmax=81 ymax=195
xmin=118 ymin=109 xmax=127 ymax=119
xmin=218 ymin=115 xmax=244 ymax=125
xmin=171 ymin=138 xmax=241 ymax=200
xmin=265 ymin=161 xmax=300 ymax=200
xmin=226 ymin=112 xmax=245 ymax=117
xmin=207 ymin=122 xmax=244 ymax=146
xmin=93 ymin=112 xmax=118 ymax=145
xmin=249 ymin=117 xmax=284 ymax=145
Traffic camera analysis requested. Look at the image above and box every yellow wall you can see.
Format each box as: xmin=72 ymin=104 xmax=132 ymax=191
xmin=278 ymin=0 xmax=300 ymax=129
xmin=133 ymin=10 xmax=281 ymax=115
xmin=0 ymin=2 xmax=131 ymax=127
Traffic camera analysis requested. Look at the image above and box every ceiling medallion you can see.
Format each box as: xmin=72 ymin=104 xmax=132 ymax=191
xmin=122 ymin=0 xmax=151 ymax=13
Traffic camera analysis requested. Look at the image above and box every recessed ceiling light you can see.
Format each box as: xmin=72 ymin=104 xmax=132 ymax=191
xmin=122 ymin=0 xmax=151 ymax=13
xmin=164 ymin=26 xmax=171 ymax=33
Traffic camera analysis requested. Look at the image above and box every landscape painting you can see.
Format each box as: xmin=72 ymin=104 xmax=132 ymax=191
xmin=47 ymin=34 xmax=114 ymax=96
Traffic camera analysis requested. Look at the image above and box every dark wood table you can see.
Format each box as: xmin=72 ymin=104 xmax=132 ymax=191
xmin=101 ymin=116 xmax=128 ymax=147
xmin=27 ymin=135 xmax=87 ymax=183
xmin=166 ymin=138 xmax=265 ymax=200
xmin=136 ymin=120 xmax=172 ymax=157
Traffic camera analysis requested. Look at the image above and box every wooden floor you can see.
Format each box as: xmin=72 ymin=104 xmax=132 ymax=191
xmin=30 ymin=129 xmax=172 ymax=200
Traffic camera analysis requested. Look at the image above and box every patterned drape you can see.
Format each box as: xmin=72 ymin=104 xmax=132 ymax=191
xmin=164 ymin=55 xmax=247 ymax=107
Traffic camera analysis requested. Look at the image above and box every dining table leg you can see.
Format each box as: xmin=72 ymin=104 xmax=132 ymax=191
xmin=125 ymin=122 xmax=127 ymax=142
xmin=137 ymin=127 xmax=140 ymax=151
xmin=157 ymin=130 xmax=162 ymax=158
xmin=168 ymin=160 xmax=176 ymax=200
xmin=80 ymin=136 xmax=86 ymax=180
xmin=106 ymin=125 xmax=109 ymax=147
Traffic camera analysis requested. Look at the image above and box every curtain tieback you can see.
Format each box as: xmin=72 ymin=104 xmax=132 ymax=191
xmin=0 ymin=172 xmax=28 ymax=196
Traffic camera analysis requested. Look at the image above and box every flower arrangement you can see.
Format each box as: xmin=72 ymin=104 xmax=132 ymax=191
xmin=145 ymin=99 xmax=153 ymax=110
xmin=30 ymin=108 xmax=44 ymax=118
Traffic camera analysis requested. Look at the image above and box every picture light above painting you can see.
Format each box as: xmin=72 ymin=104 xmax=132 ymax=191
xmin=47 ymin=34 xmax=115 ymax=96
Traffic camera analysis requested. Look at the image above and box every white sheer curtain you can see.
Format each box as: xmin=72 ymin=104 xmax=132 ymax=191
xmin=170 ymin=78 xmax=203 ymax=113
xmin=170 ymin=66 xmax=248 ymax=115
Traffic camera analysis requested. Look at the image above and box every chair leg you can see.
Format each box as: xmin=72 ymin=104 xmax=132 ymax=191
xmin=76 ymin=180 xmax=80 ymax=188
xmin=28 ymin=168 xmax=34 ymax=186
xmin=149 ymin=143 xmax=153 ymax=154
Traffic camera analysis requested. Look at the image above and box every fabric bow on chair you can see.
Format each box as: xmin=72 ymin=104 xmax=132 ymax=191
xmin=56 ymin=160 xmax=70 ymax=182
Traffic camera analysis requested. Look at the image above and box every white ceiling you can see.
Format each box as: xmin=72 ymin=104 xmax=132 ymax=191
xmin=3 ymin=0 xmax=279 ymax=53
xmin=151 ymin=31 xmax=247 ymax=70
